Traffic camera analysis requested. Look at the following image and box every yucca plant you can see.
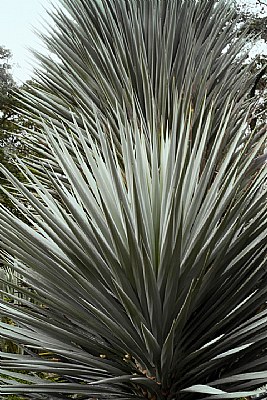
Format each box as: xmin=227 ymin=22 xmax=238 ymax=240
xmin=0 ymin=0 xmax=267 ymax=399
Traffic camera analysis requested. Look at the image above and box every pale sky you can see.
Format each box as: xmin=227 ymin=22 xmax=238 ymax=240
xmin=0 ymin=0 xmax=60 ymax=84
xmin=0 ymin=0 xmax=266 ymax=84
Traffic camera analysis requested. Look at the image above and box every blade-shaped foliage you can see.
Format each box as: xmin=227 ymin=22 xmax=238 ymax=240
xmin=0 ymin=0 xmax=267 ymax=399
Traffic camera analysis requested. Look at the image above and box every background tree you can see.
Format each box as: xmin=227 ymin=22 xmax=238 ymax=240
xmin=0 ymin=47 xmax=21 ymax=214
xmin=0 ymin=47 xmax=18 ymax=161
xmin=235 ymin=0 xmax=267 ymax=129
xmin=0 ymin=47 xmax=36 ymax=214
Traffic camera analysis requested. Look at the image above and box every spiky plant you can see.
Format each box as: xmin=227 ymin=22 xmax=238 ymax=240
xmin=0 ymin=0 xmax=267 ymax=399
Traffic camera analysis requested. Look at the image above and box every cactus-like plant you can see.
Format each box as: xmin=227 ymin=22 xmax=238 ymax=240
xmin=0 ymin=0 xmax=266 ymax=399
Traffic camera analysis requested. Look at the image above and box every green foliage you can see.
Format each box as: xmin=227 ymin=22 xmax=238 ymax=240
xmin=0 ymin=46 xmax=17 ymax=177
xmin=0 ymin=0 xmax=266 ymax=399
xmin=0 ymin=48 xmax=30 ymax=215
xmin=0 ymin=47 xmax=23 ymax=158
xmin=235 ymin=1 xmax=267 ymax=129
